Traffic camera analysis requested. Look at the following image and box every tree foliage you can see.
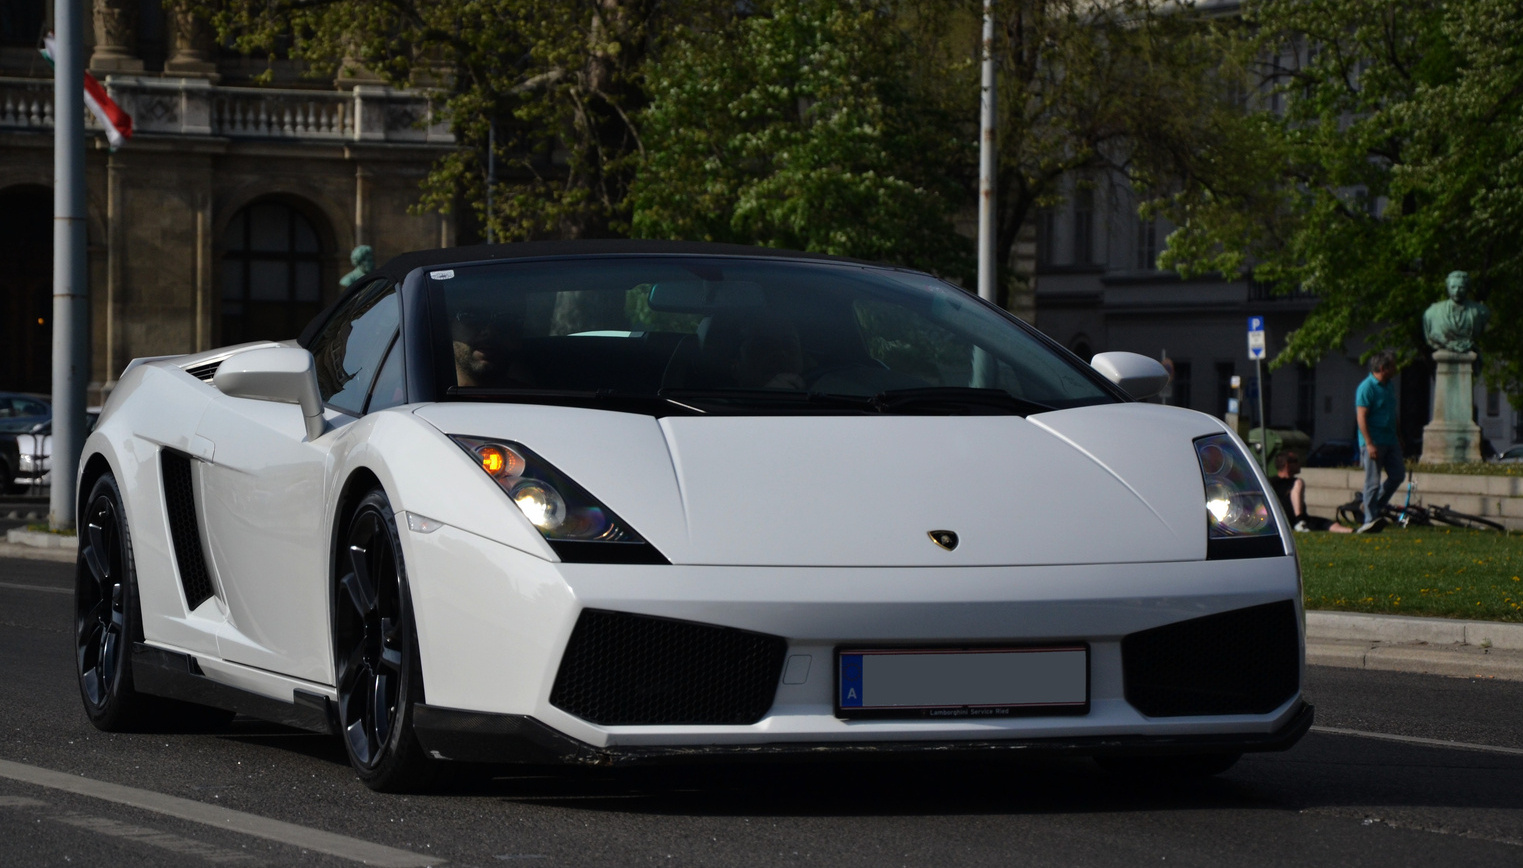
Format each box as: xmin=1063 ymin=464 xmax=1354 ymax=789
xmin=175 ymin=0 xmax=1239 ymax=310
xmin=980 ymin=0 xmax=1234 ymax=302
xmin=173 ymin=0 xmax=714 ymax=240
xmin=1156 ymin=0 xmax=1523 ymax=395
xmin=629 ymin=0 xmax=972 ymax=278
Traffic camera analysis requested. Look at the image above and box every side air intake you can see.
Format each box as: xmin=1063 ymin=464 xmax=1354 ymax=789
xmin=550 ymin=610 xmax=787 ymax=726
xmin=160 ymin=450 xmax=215 ymax=610
xmin=1122 ymin=600 xmax=1299 ymax=717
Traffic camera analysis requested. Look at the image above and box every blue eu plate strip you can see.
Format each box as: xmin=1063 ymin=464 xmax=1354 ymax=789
xmin=839 ymin=654 xmax=863 ymax=707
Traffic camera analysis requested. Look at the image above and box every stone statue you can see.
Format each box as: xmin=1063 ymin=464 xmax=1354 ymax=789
xmin=1423 ymin=271 xmax=1490 ymax=353
xmin=1420 ymin=270 xmax=1489 ymax=463
xmin=339 ymin=244 xmax=374 ymax=289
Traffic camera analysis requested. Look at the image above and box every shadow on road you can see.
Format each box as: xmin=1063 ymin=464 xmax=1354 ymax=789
xmin=428 ymin=734 xmax=1523 ymax=818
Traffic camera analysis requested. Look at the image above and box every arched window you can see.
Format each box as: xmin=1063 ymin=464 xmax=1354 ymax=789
xmin=221 ymin=200 xmax=326 ymax=344
xmin=0 ymin=185 xmax=53 ymax=392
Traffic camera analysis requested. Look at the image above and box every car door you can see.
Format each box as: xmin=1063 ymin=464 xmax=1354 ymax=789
xmin=195 ymin=280 xmax=400 ymax=684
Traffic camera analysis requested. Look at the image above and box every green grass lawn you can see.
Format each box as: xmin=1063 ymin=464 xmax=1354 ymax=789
xmin=1297 ymin=526 xmax=1523 ymax=621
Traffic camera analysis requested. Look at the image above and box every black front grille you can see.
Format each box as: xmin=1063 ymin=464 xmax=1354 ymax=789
xmin=1122 ymin=600 xmax=1299 ymax=717
xmin=161 ymin=450 xmax=214 ymax=610
xmin=550 ymin=610 xmax=787 ymax=726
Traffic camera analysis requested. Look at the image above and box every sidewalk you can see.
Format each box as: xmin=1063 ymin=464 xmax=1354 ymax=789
xmin=5 ymin=532 xmax=1523 ymax=680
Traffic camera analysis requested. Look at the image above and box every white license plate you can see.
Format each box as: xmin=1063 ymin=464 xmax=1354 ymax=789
xmin=836 ymin=646 xmax=1089 ymax=719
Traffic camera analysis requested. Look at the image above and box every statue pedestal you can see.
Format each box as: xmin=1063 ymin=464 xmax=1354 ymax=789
xmin=1421 ymin=350 xmax=1483 ymax=463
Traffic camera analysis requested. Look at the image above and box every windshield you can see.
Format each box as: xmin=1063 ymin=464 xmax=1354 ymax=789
xmin=430 ymin=256 xmax=1119 ymax=413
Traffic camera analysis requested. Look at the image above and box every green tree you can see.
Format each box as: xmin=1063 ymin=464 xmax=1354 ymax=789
xmin=629 ymin=0 xmax=973 ymax=278
xmin=1156 ymin=0 xmax=1523 ymax=396
xmin=174 ymin=0 xmax=717 ymax=240
xmin=980 ymin=0 xmax=1235 ymax=305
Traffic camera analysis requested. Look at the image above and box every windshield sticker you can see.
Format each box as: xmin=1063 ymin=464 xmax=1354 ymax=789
xmin=430 ymin=270 xmax=456 ymax=280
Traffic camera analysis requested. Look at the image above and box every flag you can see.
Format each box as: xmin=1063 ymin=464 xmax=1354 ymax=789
xmin=41 ymin=34 xmax=133 ymax=151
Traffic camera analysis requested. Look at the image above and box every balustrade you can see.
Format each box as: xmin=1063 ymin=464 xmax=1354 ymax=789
xmin=0 ymin=76 xmax=452 ymax=146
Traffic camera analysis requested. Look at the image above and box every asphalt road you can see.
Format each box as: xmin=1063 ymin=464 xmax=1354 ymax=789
xmin=4 ymin=556 xmax=1523 ymax=867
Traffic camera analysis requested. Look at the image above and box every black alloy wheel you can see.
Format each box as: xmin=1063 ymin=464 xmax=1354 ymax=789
xmin=333 ymin=488 xmax=435 ymax=791
xmin=75 ymin=474 xmax=147 ymax=729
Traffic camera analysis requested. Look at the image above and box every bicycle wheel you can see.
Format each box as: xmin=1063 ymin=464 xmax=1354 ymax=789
xmin=1390 ymin=505 xmax=1434 ymax=528
xmin=1336 ymin=502 xmax=1365 ymax=527
xmin=1430 ymin=506 xmax=1505 ymax=532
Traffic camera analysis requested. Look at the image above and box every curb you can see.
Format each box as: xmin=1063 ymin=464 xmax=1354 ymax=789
xmin=1306 ymin=611 xmax=1523 ymax=651
xmin=5 ymin=528 xmax=76 ymax=550
xmin=1307 ymin=611 xmax=1523 ymax=681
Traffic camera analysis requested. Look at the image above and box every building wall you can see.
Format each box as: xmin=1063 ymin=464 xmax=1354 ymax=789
xmin=0 ymin=36 xmax=455 ymax=400
xmin=1028 ymin=169 xmax=1498 ymax=454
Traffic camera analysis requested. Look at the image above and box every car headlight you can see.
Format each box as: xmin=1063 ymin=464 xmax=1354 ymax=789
xmin=449 ymin=436 xmax=667 ymax=564
xmin=1194 ymin=433 xmax=1284 ymax=560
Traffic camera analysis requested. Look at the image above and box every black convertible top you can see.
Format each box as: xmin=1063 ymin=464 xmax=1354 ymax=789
xmin=372 ymin=239 xmax=872 ymax=282
xmin=301 ymin=240 xmax=883 ymax=347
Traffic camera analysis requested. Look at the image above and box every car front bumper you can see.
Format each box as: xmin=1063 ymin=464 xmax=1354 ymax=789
xmin=402 ymin=523 xmax=1306 ymax=758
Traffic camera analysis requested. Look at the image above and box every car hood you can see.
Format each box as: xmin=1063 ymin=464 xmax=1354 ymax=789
xmin=414 ymin=402 xmax=1225 ymax=566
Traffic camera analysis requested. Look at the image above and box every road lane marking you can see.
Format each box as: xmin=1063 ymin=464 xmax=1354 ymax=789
xmin=0 ymin=758 xmax=442 ymax=867
xmin=55 ymin=812 xmax=264 ymax=865
xmin=1312 ymin=725 xmax=1523 ymax=757
xmin=0 ymin=581 xmax=70 ymax=595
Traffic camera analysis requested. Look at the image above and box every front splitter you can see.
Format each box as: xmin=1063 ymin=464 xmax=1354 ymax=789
xmin=411 ymin=701 xmax=1314 ymax=767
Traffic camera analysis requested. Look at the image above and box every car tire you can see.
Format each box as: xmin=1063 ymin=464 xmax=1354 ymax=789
xmin=333 ymin=487 xmax=437 ymax=793
xmin=75 ymin=473 xmax=156 ymax=731
xmin=1094 ymin=751 xmax=1242 ymax=779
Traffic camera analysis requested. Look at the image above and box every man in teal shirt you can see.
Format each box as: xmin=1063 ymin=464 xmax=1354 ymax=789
xmin=1355 ymin=350 xmax=1402 ymax=531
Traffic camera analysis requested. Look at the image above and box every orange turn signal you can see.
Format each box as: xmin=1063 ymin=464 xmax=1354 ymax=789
xmin=476 ymin=444 xmax=524 ymax=478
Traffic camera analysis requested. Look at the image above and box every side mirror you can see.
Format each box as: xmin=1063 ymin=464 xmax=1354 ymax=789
xmin=213 ymin=347 xmax=326 ymax=441
xmin=1090 ymin=351 xmax=1171 ymax=400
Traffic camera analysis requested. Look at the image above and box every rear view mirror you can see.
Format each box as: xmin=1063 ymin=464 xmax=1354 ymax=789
xmin=213 ymin=348 xmax=327 ymax=441
xmin=648 ymin=280 xmax=764 ymax=313
xmin=1090 ymin=351 xmax=1171 ymax=400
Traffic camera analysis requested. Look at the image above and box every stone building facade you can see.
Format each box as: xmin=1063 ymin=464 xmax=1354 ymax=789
xmin=1032 ymin=169 xmax=1523 ymax=456
xmin=0 ymin=0 xmax=456 ymax=401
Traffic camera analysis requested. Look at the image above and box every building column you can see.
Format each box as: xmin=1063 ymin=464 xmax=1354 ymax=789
xmin=104 ymin=151 xmax=125 ymax=388
xmin=165 ymin=7 xmax=219 ymax=77
xmin=89 ymin=0 xmax=144 ymax=73
xmin=354 ymin=163 xmax=372 ymax=247
xmin=192 ymin=164 xmax=215 ymax=351
xmin=1007 ymin=218 xmax=1037 ymax=325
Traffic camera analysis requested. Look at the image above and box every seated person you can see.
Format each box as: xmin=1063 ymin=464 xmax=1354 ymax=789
xmin=453 ymin=308 xmax=535 ymax=388
xmin=1270 ymin=451 xmax=1351 ymax=533
xmin=731 ymin=315 xmax=806 ymax=390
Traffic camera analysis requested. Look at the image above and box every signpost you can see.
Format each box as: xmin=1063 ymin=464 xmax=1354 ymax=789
xmin=1247 ymin=316 xmax=1266 ymax=466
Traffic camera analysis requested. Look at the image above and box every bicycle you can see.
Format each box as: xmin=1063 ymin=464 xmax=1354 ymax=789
xmin=1335 ymin=480 xmax=1504 ymax=532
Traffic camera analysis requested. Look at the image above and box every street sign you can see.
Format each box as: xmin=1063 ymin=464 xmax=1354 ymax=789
xmin=1247 ymin=316 xmax=1266 ymax=360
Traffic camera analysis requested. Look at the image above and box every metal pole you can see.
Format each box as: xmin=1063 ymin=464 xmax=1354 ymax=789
xmin=51 ymin=0 xmax=89 ymax=532
xmin=486 ymin=119 xmax=495 ymax=244
xmin=1256 ymin=356 xmax=1267 ymax=468
xmin=971 ymin=0 xmax=998 ymax=388
xmin=976 ymin=0 xmax=997 ymax=304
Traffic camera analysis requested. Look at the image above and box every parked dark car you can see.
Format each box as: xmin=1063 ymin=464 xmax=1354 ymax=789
xmin=0 ymin=393 xmax=49 ymax=434
xmin=1493 ymin=445 xmax=1523 ymax=464
xmin=5 ymin=410 xmax=100 ymax=491
xmin=1303 ymin=438 xmax=1358 ymax=468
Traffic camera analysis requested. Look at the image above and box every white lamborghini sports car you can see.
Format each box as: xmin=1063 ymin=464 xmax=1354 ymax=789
xmin=75 ymin=241 xmax=1310 ymax=791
